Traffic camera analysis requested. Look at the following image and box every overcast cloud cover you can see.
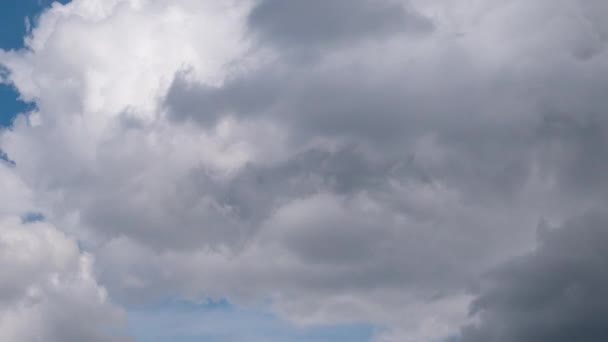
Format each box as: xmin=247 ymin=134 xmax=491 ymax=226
xmin=2 ymin=0 xmax=608 ymax=341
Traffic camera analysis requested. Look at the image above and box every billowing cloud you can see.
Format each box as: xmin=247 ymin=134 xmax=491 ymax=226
xmin=1 ymin=0 xmax=608 ymax=341
xmin=0 ymin=164 xmax=128 ymax=342
xmin=0 ymin=219 xmax=128 ymax=342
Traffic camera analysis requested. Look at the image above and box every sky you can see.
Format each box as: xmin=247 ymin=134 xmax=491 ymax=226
xmin=2 ymin=1 xmax=608 ymax=342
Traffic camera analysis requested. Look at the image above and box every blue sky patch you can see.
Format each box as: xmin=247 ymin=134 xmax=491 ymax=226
xmin=21 ymin=211 xmax=45 ymax=223
xmin=128 ymin=299 xmax=376 ymax=342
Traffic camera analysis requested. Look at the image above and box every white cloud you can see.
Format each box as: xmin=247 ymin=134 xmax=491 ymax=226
xmin=0 ymin=154 xmax=127 ymax=341
xmin=0 ymin=214 xmax=127 ymax=341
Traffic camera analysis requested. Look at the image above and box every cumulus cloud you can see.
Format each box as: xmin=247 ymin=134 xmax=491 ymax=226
xmin=0 ymin=164 xmax=128 ymax=342
xmin=1 ymin=0 xmax=608 ymax=341
xmin=0 ymin=219 xmax=129 ymax=342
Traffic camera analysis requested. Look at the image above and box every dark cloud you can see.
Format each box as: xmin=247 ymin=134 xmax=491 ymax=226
xmin=460 ymin=212 xmax=608 ymax=342
xmin=537 ymin=113 xmax=608 ymax=197
xmin=164 ymin=47 xmax=539 ymax=209
xmin=166 ymin=53 xmax=515 ymax=144
xmin=247 ymin=0 xmax=433 ymax=51
xmin=165 ymin=68 xmax=281 ymax=126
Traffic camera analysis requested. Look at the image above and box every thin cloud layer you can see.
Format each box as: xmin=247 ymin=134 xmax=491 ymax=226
xmin=1 ymin=0 xmax=608 ymax=341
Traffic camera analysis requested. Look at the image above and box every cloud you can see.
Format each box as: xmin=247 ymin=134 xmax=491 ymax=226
xmin=247 ymin=0 xmax=433 ymax=52
xmin=0 ymin=162 xmax=31 ymax=217
xmin=460 ymin=212 xmax=608 ymax=342
xmin=0 ymin=220 xmax=129 ymax=342
xmin=2 ymin=0 xmax=608 ymax=341
xmin=0 ymin=163 xmax=128 ymax=341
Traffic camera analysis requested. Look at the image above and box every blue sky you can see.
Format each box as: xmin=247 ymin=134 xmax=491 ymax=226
xmin=128 ymin=299 xmax=376 ymax=342
xmin=0 ymin=2 xmax=376 ymax=341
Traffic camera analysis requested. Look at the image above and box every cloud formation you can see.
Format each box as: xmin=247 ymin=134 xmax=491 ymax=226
xmin=460 ymin=213 xmax=608 ymax=342
xmin=1 ymin=0 xmax=608 ymax=341
xmin=0 ymin=163 xmax=127 ymax=342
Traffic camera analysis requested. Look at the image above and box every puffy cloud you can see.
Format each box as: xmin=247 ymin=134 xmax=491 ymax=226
xmin=2 ymin=117 xmax=129 ymax=340
xmin=2 ymin=0 xmax=608 ymax=341
xmin=0 ymin=163 xmax=127 ymax=341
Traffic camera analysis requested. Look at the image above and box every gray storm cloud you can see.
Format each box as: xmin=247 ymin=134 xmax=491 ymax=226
xmin=460 ymin=213 xmax=608 ymax=342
